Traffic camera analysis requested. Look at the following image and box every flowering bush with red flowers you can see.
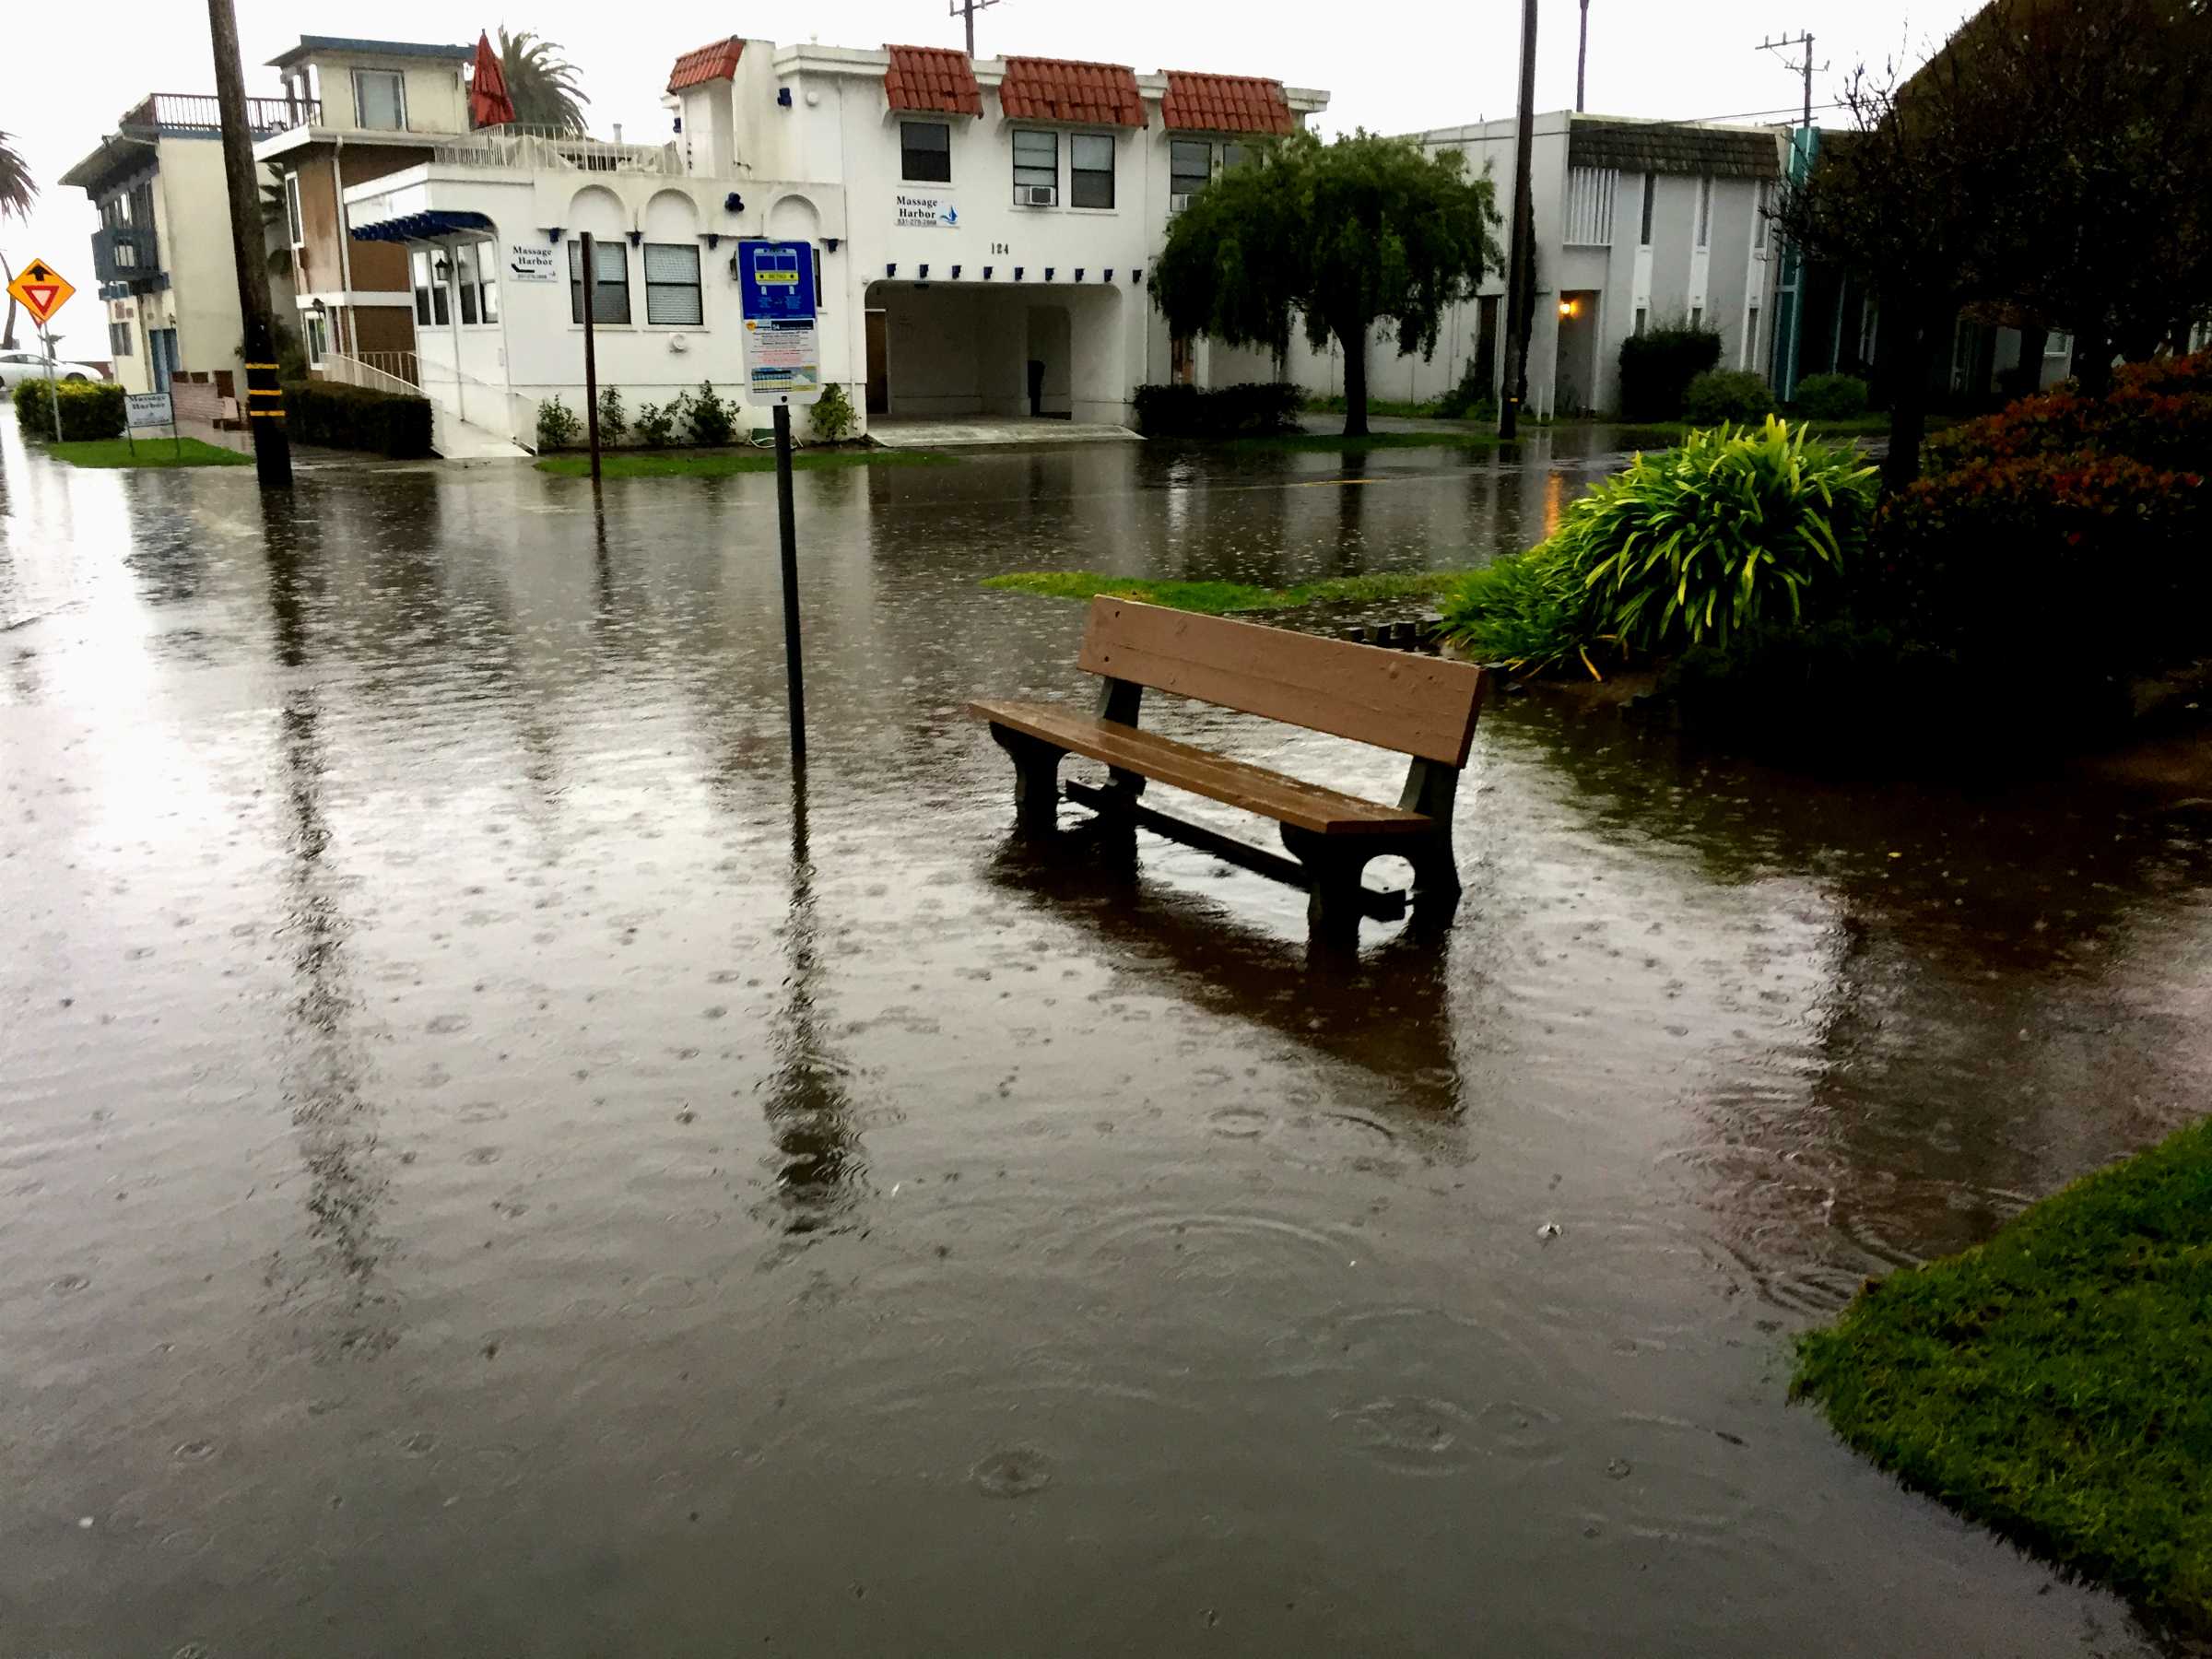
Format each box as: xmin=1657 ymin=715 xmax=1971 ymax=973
xmin=1927 ymin=351 xmax=2212 ymax=476
xmin=1870 ymin=450 xmax=2208 ymax=679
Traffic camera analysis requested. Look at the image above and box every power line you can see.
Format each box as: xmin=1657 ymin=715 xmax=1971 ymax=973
xmin=1686 ymin=99 xmax=1844 ymax=125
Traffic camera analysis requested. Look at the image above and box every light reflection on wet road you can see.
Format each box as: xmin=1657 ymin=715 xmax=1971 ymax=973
xmin=3 ymin=417 xmax=2206 ymax=1655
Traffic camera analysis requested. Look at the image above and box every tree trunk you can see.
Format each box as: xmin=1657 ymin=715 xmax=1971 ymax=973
xmin=1877 ymin=299 xmax=1934 ymax=491
xmin=2072 ymin=327 xmax=2113 ymax=398
xmin=1340 ymin=326 xmax=1371 ymax=439
xmin=0 ymin=294 xmax=17 ymax=353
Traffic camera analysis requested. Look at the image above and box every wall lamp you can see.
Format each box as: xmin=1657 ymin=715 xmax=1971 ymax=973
xmin=1559 ymin=298 xmax=1582 ymax=319
xmin=545 ymin=226 xmax=563 ymax=245
xmin=824 ymin=237 xmax=840 ymax=252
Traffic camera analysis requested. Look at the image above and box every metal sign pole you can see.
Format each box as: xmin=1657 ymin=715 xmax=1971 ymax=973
xmin=580 ymin=231 xmax=602 ymax=481
xmin=771 ymin=404 xmax=806 ymax=765
xmin=41 ymin=332 xmax=61 ymax=441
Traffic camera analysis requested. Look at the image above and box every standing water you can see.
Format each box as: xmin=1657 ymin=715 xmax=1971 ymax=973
xmin=3 ymin=417 xmax=2206 ymax=1654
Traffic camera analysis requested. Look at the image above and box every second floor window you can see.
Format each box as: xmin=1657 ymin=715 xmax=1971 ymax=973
xmin=353 ymin=69 xmax=405 ymax=131
xmin=1640 ymin=173 xmax=1657 ymax=246
xmin=569 ymin=239 xmax=630 ymax=324
xmin=1755 ymin=180 xmax=1773 ymax=250
xmin=644 ymin=243 xmax=703 ymax=325
xmin=1696 ymin=176 xmax=1713 ymax=249
xmin=284 ymin=172 xmax=304 ymax=246
xmin=1170 ymin=139 xmax=1211 ymax=200
xmin=1013 ymin=130 xmax=1058 ymax=198
xmin=901 ymin=121 xmax=951 ymax=183
xmin=1070 ymin=134 xmax=1114 ymax=208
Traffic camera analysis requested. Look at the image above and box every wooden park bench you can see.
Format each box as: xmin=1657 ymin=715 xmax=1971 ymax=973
xmin=971 ymin=597 xmax=1486 ymax=939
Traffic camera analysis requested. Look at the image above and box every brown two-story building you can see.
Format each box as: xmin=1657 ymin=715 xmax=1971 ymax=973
xmin=253 ymin=35 xmax=474 ymax=383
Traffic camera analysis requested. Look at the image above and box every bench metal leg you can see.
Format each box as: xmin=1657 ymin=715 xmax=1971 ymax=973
xmin=1399 ymin=759 xmax=1464 ymax=906
xmin=989 ymin=724 xmax=1065 ymax=833
xmin=1280 ymin=826 xmax=1379 ymax=949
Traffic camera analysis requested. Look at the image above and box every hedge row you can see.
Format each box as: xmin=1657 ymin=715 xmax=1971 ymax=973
xmin=1132 ymin=382 xmax=1302 ymax=438
xmin=281 ymin=381 xmax=434 ymax=458
xmin=13 ymin=379 xmax=125 ymax=441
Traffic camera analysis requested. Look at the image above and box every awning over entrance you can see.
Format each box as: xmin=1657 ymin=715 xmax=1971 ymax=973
xmin=350 ymin=209 xmax=495 ymax=244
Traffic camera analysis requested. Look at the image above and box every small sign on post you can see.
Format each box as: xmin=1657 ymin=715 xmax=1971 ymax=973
xmin=8 ymin=258 xmax=77 ymax=444
xmin=126 ymin=390 xmax=178 ymax=461
xmin=737 ymin=239 xmax=820 ymax=767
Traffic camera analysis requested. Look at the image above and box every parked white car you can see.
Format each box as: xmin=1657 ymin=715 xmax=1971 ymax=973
xmin=0 ymin=349 xmax=102 ymax=389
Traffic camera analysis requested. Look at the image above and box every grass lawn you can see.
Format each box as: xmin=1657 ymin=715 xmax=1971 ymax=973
xmin=43 ymin=437 xmax=252 ymax=468
xmin=982 ymin=568 xmax=1470 ymax=617
xmin=1793 ymin=1116 xmax=2212 ymax=1634
xmin=535 ymin=447 xmax=957 ymax=478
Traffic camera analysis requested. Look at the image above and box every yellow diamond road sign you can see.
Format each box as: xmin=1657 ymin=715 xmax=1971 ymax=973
xmin=6 ymin=257 xmax=76 ymax=329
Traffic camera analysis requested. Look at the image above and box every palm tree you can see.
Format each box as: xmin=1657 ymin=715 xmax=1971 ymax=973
xmin=497 ymin=28 xmax=590 ymax=133
xmin=1 ymin=128 xmax=34 ymax=351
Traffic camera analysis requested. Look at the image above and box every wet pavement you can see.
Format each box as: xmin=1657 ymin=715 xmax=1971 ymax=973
xmin=4 ymin=416 xmax=2208 ymax=1655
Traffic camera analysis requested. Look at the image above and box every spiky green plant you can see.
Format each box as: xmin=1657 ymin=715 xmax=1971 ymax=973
xmin=498 ymin=29 xmax=590 ymax=134
xmin=1441 ymin=418 xmax=1879 ymax=672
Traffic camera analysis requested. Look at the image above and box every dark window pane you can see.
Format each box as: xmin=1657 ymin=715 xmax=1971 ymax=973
xmin=901 ymin=122 xmax=951 ymax=182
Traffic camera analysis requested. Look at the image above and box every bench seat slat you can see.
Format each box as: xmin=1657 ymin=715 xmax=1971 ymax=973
xmin=971 ymin=700 xmax=1436 ymax=837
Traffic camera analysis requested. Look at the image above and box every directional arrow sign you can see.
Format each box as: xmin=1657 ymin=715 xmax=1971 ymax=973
xmin=6 ymin=257 xmax=76 ymax=328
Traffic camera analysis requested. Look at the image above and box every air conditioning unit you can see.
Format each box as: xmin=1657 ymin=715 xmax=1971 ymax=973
xmin=1018 ymin=184 xmax=1058 ymax=208
xmin=1169 ymin=193 xmax=1195 ymax=216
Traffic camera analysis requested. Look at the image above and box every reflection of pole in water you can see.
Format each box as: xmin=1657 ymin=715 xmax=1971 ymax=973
xmin=760 ymin=765 xmax=863 ymax=1234
xmin=261 ymin=498 xmax=393 ymax=1354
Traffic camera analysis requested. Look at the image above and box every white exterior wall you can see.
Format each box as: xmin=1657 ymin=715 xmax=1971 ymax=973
xmin=347 ymin=38 xmax=1325 ymax=449
xmin=152 ymin=135 xmax=250 ymax=389
xmin=1283 ymin=112 xmax=1783 ymax=418
xmin=303 ymin=52 xmax=469 ymax=136
xmin=346 ymin=163 xmax=852 ymax=445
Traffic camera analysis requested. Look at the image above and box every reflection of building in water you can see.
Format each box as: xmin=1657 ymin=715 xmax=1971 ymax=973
xmin=260 ymin=501 xmax=396 ymax=1359
xmin=761 ymin=772 xmax=865 ymax=1233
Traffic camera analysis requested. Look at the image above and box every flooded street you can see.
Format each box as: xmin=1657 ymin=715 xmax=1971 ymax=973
xmin=4 ymin=416 xmax=2207 ymax=1655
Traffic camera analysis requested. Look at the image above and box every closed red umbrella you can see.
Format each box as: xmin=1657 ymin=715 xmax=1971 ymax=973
xmin=468 ymin=31 xmax=515 ymax=128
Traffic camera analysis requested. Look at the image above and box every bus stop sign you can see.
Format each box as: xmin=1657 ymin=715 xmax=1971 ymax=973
xmin=736 ymin=240 xmax=821 ymax=407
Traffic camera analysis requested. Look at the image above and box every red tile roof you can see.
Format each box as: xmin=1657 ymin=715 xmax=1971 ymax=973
xmin=884 ymin=44 xmax=983 ymax=116
xmin=998 ymin=57 xmax=1144 ymax=127
xmin=1161 ymin=71 xmax=1293 ymax=135
xmin=668 ymin=36 xmax=743 ymax=94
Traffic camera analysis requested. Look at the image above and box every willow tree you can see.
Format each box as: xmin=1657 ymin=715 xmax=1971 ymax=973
xmin=1149 ymin=130 xmax=1502 ymax=438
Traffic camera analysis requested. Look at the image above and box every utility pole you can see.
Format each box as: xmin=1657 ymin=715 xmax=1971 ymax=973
xmin=1757 ymin=31 xmax=1819 ymax=135
xmin=948 ymin=0 xmax=1000 ymax=57
xmin=206 ymin=0 xmax=291 ymax=487
xmin=1499 ymin=0 xmax=1539 ymax=441
xmin=1576 ymin=0 xmax=1591 ymax=112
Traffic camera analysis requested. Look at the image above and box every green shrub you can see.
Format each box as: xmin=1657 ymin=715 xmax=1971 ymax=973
xmin=1437 ymin=356 xmax=1492 ymax=419
xmin=283 ymin=382 xmax=433 ymax=458
xmin=13 ymin=378 xmax=125 ymax=441
xmin=1926 ymin=349 xmax=2212 ymax=476
xmin=687 ymin=381 xmax=735 ymax=446
xmin=535 ymin=395 xmax=582 ymax=451
xmin=596 ymin=386 xmax=628 ymax=445
xmin=1871 ymin=450 xmax=2208 ymax=682
xmin=1441 ymin=418 xmax=1879 ymax=668
xmin=1132 ymin=382 xmax=1301 ymax=437
xmin=1618 ymin=324 xmax=1723 ymax=420
xmin=808 ymin=382 xmax=857 ymax=443
xmin=1794 ymin=372 xmax=1870 ymax=421
xmin=1684 ymin=370 xmax=1776 ymax=426
xmin=634 ymin=393 xmax=686 ymax=449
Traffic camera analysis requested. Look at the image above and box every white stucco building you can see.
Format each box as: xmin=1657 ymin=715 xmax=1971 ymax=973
xmin=1288 ymin=112 xmax=1788 ymax=418
xmin=338 ymin=37 xmax=1325 ymax=450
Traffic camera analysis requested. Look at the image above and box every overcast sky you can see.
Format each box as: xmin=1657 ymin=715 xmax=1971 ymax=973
xmin=2 ymin=0 xmax=1978 ymax=354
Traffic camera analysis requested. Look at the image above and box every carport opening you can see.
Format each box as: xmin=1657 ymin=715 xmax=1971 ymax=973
xmin=861 ymin=282 xmax=1105 ymax=426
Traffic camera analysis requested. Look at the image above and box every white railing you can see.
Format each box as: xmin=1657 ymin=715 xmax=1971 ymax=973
xmin=319 ymin=350 xmax=420 ymax=395
xmin=432 ymin=129 xmax=684 ymax=176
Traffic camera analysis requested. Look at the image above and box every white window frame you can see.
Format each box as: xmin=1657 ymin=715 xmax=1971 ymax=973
xmin=1069 ymin=132 xmax=1115 ymax=211
xmin=900 ymin=120 xmax=951 ymax=184
xmin=1744 ymin=304 xmax=1760 ymax=369
xmin=305 ymin=311 xmax=329 ymax=367
xmin=1169 ymin=138 xmax=1213 ymax=201
xmin=1564 ymin=167 xmax=1617 ymax=247
xmin=642 ymin=241 xmax=703 ymax=326
xmin=1012 ymin=128 xmax=1059 ymax=200
xmin=351 ymin=68 xmax=406 ymax=132
xmin=568 ymin=239 xmax=631 ymax=326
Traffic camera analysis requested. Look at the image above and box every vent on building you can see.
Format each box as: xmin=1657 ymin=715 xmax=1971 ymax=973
xmin=1018 ymin=184 xmax=1058 ymax=207
xmin=1564 ymin=167 xmax=1618 ymax=247
xmin=1169 ymin=193 xmax=1194 ymax=215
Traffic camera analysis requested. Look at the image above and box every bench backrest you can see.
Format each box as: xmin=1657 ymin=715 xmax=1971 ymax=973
xmin=1077 ymin=597 xmax=1486 ymax=767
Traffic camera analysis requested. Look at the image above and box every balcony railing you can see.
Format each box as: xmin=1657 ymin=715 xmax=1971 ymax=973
xmin=119 ymin=94 xmax=320 ymax=137
xmin=92 ymin=225 xmax=161 ymax=285
xmin=432 ymin=126 xmax=685 ymax=176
